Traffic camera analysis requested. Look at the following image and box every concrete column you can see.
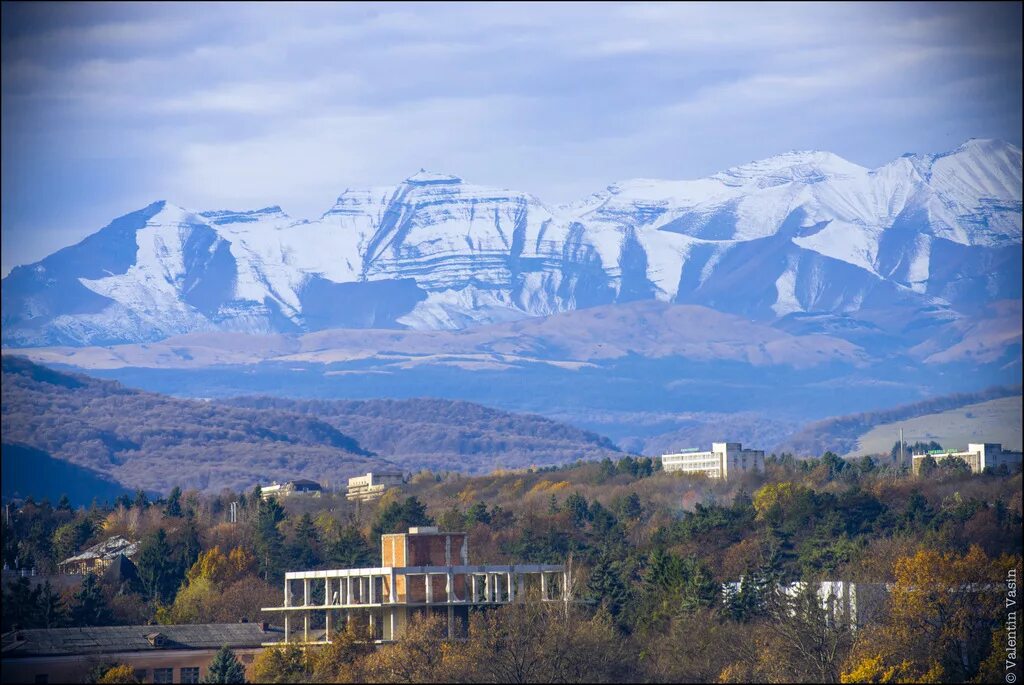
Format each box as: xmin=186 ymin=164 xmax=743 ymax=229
xmin=284 ymin=579 xmax=291 ymax=607
xmin=284 ymin=614 xmax=290 ymax=643
xmin=303 ymin=578 xmax=310 ymax=606
xmin=507 ymin=572 xmax=514 ymax=603
xmin=484 ymin=573 xmax=491 ymax=603
xmin=390 ymin=570 xmax=397 ymax=604
xmin=541 ymin=572 xmax=548 ymax=601
xmin=346 ymin=577 xmax=353 ymax=605
xmin=324 ymin=578 xmax=331 ymax=606
xmin=425 ymin=574 xmax=433 ymax=604
xmin=369 ymin=610 xmax=375 ymax=639
xmin=369 ymin=575 xmax=376 ymax=605
xmin=325 ymin=607 xmax=331 ymax=641
xmin=303 ymin=612 xmax=309 ymax=642
xmin=446 ymin=571 xmax=453 ymax=604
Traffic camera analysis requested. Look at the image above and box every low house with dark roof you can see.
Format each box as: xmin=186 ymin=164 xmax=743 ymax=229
xmin=1 ymin=622 xmax=283 ymax=684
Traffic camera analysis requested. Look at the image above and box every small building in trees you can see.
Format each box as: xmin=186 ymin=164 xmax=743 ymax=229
xmin=911 ymin=442 xmax=1024 ymax=475
xmin=57 ymin=535 xmax=139 ymax=575
xmin=661 ymin=442 xmax=765 ymax=479
xmin=0 ymin=622 xmax=283 ymax=684
xmin=346 ymin=472 xmax=405 ymax=501
xmin=263 ymin=526 xmax=569 ymax=643
xmin=259 ymin=479 xmax=323 ymax=500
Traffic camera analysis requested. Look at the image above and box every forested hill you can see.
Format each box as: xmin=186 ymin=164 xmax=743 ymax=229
xmin=0 ymin=357 xmax=623 ymax=496
xmin=1 ymin=356 xmax=384 ymax=494
xmin=225 ymin=396 xmax=621 ymax=474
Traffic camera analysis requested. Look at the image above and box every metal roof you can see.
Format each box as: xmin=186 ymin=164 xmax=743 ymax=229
xmin=2 ymin=623 xmax=284 ymax=657
xmin=58 ymin=536 xmax=139 ymax=566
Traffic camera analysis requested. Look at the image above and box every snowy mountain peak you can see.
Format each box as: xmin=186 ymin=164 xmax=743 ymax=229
xmin=714 ymin=150 xmax=867 ymax=189
xmin=405 ymin=169 xmax=463 ymax=185
xmin=2 ymin=139 xmax=1020 ymax=347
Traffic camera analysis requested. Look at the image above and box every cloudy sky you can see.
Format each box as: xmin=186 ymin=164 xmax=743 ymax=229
xmin=2 ymin=1 xmax=1021 ymax=275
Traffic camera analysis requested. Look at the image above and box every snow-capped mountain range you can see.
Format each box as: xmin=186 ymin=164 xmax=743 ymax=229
xmin=2 ymin=138 xmax=1020 ymax=347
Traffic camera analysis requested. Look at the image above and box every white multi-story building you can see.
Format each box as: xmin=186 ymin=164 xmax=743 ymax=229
xmin=260 ymin=479 xmax=323 ymax=500
xmin=346 ymin=472 xmax=405 ymax=501
xmin=911 ymin=443 xmax=1023 ymax=475
xmin=661 ymin=442 xmax=765 ymax=480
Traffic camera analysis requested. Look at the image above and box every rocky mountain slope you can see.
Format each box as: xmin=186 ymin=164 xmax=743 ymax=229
xmin=4 ymin=139 xmax=1020 ymax=347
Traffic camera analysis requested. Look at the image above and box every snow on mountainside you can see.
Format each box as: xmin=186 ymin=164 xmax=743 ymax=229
xmin=2 ymin=141 xmax=1020 ymax=347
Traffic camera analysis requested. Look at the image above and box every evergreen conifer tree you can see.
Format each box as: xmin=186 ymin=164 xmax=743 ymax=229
xmin=203 ymin=645 xmax=246 ymax=683
xmin=39 ymin=580 xmax=67 ymax=628
xmin=587 ymin=549 xmax=629 ymax=622
xmin=71 ymin=573 xmax=112 ymax=626
xmin=290 ymin=513 xmax=320 ymax=569
xmin=254 ymin=497 xmax=286 ymax=581
xmin=165 ymin=486 xmax=183 ymax=517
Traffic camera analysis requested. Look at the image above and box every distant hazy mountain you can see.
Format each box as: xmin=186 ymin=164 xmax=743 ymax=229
xmin=3 ymin=139 xmax=1019 ymax=347
xmin=0 ymin=357 xmax=622 ymax=493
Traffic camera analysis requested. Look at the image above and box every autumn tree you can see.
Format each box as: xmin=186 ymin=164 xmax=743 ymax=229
xmin=308 ymin=621 xmax=375 ymax=682
xmin=842 ymin=545 xmax=1013 ymax=682
xmin=359 ymin=612 xmax=471 ymax=683
xmin=462 ymin=602 xmax=634 ymax=683
xmin=758 ymin=583 xmax=854 ymax=683
xmin=248 ymin=643 xmax=312 ymax=684
xmin=95 ymin=663 xmax=140 ymax=683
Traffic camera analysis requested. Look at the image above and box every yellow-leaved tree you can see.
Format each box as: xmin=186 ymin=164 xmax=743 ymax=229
xmin=165 ymin=545 xmax=268 ymax=623
xmin=841 ymin=545 xmax=1017 ymax=683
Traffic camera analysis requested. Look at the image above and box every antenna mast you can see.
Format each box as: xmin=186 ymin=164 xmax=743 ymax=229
xmin=900 ymin=427 xmax=905 ymax=469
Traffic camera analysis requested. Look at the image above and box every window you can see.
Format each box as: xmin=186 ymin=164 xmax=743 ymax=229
xmin=154 ymin=667 xmax=173 ymax=683
xmin=133 ymin=670 xmax=148 ymax=683
xmin=181 ymin=666 xmax=201 ymax=683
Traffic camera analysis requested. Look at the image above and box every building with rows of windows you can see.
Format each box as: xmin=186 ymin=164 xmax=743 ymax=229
xmin=661 ymin=442 xmax=765 ymax=479
xmin=911 ymin=442 xmax=1023 ymax=475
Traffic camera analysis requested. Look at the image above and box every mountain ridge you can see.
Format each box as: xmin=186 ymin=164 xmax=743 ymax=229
xmin=0 ymin=356 xmax=624 ymax=492
xmin=3 ymin=139 xmax=1020 ymax=347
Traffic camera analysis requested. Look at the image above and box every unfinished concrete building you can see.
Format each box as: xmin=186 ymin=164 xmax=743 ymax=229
xmin=262 ymin=526 xmax=568 ymax=643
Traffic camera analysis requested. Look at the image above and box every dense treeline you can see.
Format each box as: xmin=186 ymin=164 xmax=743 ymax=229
xmin=3 ymin=447 xmax=1019 ymax=682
